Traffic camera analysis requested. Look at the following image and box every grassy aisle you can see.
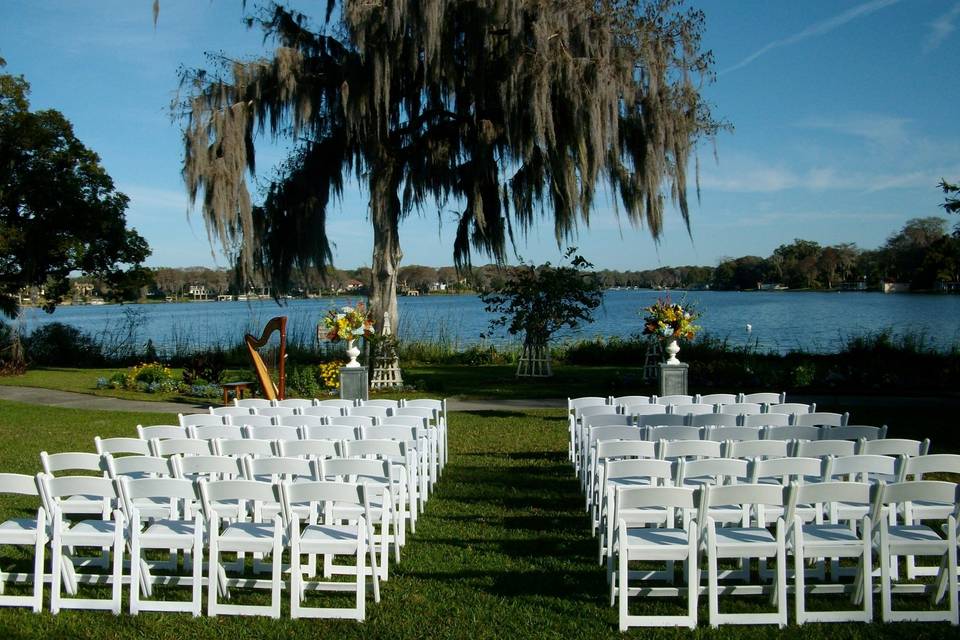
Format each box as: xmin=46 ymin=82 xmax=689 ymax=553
xmin=0 ymin=402 xmax=957 ymax=637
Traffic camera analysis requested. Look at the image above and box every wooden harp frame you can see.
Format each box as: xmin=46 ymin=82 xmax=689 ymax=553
xmin=244 ymin=316 xmax=287 ymax=401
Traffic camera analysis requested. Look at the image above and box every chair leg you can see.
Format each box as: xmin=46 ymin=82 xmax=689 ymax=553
xmin=270 ymin=518 xmax=282 ymax=619
xmin=618 ymin=544 xmax=628 ymax=631
xmin=356 ymin=533 xmax=365 ymax=621
xmin=32 ymin=526 xmax=45 ymax=613
xmin=290 ymin=518 xmax=301 ymax=618
xmin=111 ymin=516 xmax=124 ymax=616
xmin=50 ymin=517 xmax=62 ymax=615
xmin=776 ymin=523 xmax=787 ymax=628
xmin=130 ymin=532 xmax=141 ymax=615
xmin=795 ymin=533 xmax=806 ymax=624
xmin=207 ymin=524 xmax=219 ymax=617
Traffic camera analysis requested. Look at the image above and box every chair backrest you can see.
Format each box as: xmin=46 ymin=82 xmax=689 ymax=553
xmin=785 ymin=480 xmax=870 ymax=524
xmin=588 ymin=425 xmax=643 ymax=448
xmin=860 ymin=438 xmax=929 ymax=457
xmin=697 ymin=393 xmax=738 ymax=405
xmin=604 ymin=458 xmax=674 ymax=484
xmin=210 ymin=406 xmax=255 ymax=418
xmin=230 ymin=414 xmax=276 ymax=428
xmin=178 ymin=413 xmax=228 ymax=428
xmin=362 ymin=399 xmax=400 ymax=410
xmin=235 ymin=398 xmax=273 ymax=408
xmin=317 ymin=399 xmax=357 ymax=411
xmin=609 ymin=395 xmax=652 ymax=408
xmin=119 ymin=476 xmax=198 ymax=519
xmin=402 ymin=398 xmax=447 ymax=422
xmin=151 ymin=437 xmax=213 ymax=457
xmin=392 ymin=407 xmax=437 ymax=424
xmin=872 ymin=481 xmax=960 ymax=523
xmin=380 ymin=416 xmax=429 ymax=429
xmin=770 ymin=402 xmax=814 ymax=415
xmin=655 ymin=394 xmax=694 ymax=405
xmin=679 ymin=457 xmax=750 ymax=486
xmin=279 ymin=439 xmax=341 ymax=460
xmin=255 ymin=406 xmax=298 ymax=418
xmin=718 ymin=402 xmax=763 ymax=416
xmin=301 ymin=424 xmax=359 ymax=441
xmin=616 ymin=485 xmax=696 ymax=511
xmin=741 ymin=392 xmax=786 ymax=405
xmin=752 ymin=456 xmax=823 ymax=484
xmin=793 ymin=439 xmax=856 ymax=459
xmin=275 ymin=398 xmax=315 ymax=409
xmin=700 ymin=483 xmax=785 ymax=529
xmin=280 ymin=480 xmax=365 ymax=524
xmin=577 ymin=405 xmax=619 ymax=420
xmin=658 ymin=439 xmax=721 ymax=460
xmin=344 ymin=439 xmax=407 ymax=461
xmin=637 ymin=414 xmax=688 ymax=429
xmin=214 ymin=438 xmax=276 ymax=458
xmin=173 ymin=454 xmax=244 ymax=481
xmin=94 ymin=436 xmax=151 ymax=456
xmin=568 ymin=396 xmax=607 ymax=413
xmin=724 ymin=439 xmax=790 ymax=460
xmin=898 ymin=453 xmax=960 ymax=480
xmin=705 ymin=426 xmax=761 ymax=442
xmin=244 ymin=456 xmax=315 ymax=481
xmin=42 ymin=474 xmax=118 ymax=502
xmin=822 ymin=425 xmax=886 ymax=441
xmin=0 ymin=472 xmax=41 ymax=497
xmin=349 ymin=406 xmax=391 ymax=420
xmin=742 ymin=413 xmax=790 ymax=428
xmin=671 ymin=403 xmax=715 ymax=416
xmin=690 ymin=413 xmax=739 ymax=429
xmin=189 ymin=424 xmax=244 ymax=441
xmin=583 ymin=414 xmax=634 ymax=429
xmin=330 ymin=415 xmax=376 ymax=429
xmin=595 ymin=440 xmax=656 ymax=462
xmin=276 ymin=414 xmax=327 ymax=428
xmin=627 ymin=404 xmax=669 ymax=417
xmin=40 ymin=451 xmax=105 ymax=475
xmin=137 ymin=424 xmax=189 ymax=441
xmin=301 ymin=405 xmax=346 ymax=419
xmin=199 ymin=479 xmax=280 ymax=520
xmin=764 ymin=425 xmax=821 ymax=441
xmin=647 ymin=425 xmax=701 ymax=442
xmin=362 ymin=425 xmax=420 ymax=444
xmin=825 ymin=454 xmax=898 ymax=483
xmin=244 ymin=425 xmax=300 ymax=441
xmin=320 ymin=458 xmax=392 ymax=485
xmin=793 ymin=411 xmax=848 ymax=427
xmin=105 ymin=454 xmax=172 ymax=478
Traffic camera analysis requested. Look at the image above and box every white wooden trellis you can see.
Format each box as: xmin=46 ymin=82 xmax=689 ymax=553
xmin=641 ymin=338 xmax=663 ymax=382
xmin=370 ymin=312 xmax=403 ymax=389
xmin=516 ymin=341 xmax=552 ymax=378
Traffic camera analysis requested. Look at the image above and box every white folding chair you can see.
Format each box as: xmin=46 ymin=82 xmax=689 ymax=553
xmin=210 ymin=406 xmax=255 ymax=418
xmin=871 ymin=481 xmax=959 ymax=624
xmin=647 ymin=425 xmax=701 ymax=442
xmin=771 ymin=402 xmax=814 ymax=415
xmin=234 ymin=398 xmax=273 ymax=409
xmin=793 ymin=439 xmax=856 ymax=460
xmin=0 ymin=473 xmax=47 ymax=611
xmin=718 ymin=402 xmax=763 ymax=416
xmin=255 ymin=406 xmax=297 ymax=418
xmin=301 ymin=405 xmax=346 ymax=420
xmin=671 ymin=403 xmax=715 ymax=416
xmin=704 ymin=426 xmax=761 ymax=442
xmin=119 ymin=476 xmax=203 ymax=616
xmin=390 ymin=410 xmax=442 ymax=480
xmin=214 ymin=438 xmax=276 ymax=459
xmin=150 ymin=438 xmax=213 ymax=458
xmin=330 ymin=416 xmax=376 ymax=429
xmin=860 ymin=438 xmax=929 ymax=458
xmin=609 ymin=395 xmax=653 ymax=409
xmin=361 ymin=399 xmax=399 ymax=413
xmin=897 ymin=455 xmax=960 ymax=579
xmin=658 ymin=440 xmax=721 ymax=461
xmin=39 ymin=451 xmax=109 ymax=518
xmin=724 ymin=439 xmax=790 ymax=460
xmin=316 ymin=399 xmax=356 ymax=412
xmin=281 ymin=480 xmax=380 ymax=619
xmin=172 ymin=455 xmax=245 ymax=520
xmin=742 ymin=413 xmax=790 ymax=428
xmin=656 ymin=395 xmax=694 ymax=406
xmin=679 ymin=457 xmax=749 ymax=489
xmin=344 ymin=439 xmax=414 ymax=542
xmin=244 ymin=425 xmax=300 ymax=441
xmin=279 ymin=439 xmax=341 ymax=462
xmin=400 ymin=398 xmax=448 ymax=468
xmin=189 ymin=424 xmax=243 ymax=441
xmin=231 ymin=414 xmax=276 ymax=428
xmin=42 ymin=475 xmax=125 ymax=614
xmin=786 ymin=481 xmax=872 ymax=624
xmin=698 ymin=393 xmax=739 ymax=405
xmin=275 ymin=398 xmax=315 ymax=410
xmin=690 ymin=413 xmax=739 ymax=430
xmin=591 ymin=440 xmax=657 ymax=536
xmin=741 ymin=392 xmax=786 ymax=405
xmin=585 ymin=425 xmax=644 ymax=502
xmin=349 ymin=406 xmax=391 ymax=421
xmin=615 ymin=486 xmax=699 ymax=630
xmin=276 ymin=414 xmax=327 ymax=429
xmin=362 ymin=425 xmax=430 ymax=516
xmin=199 ymin=479 xmax=284 ymax=618
xmin=302 ymin=425 xmax=360 ymax=442
xmin=700 ymin=483 xmax=788 ymax=628
xmin=822 ymin=425 xmax=887 ymax=441
xmin=764 ymin=425 xmax=821 ymax=442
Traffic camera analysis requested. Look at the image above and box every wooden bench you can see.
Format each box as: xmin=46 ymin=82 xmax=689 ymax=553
xmin=221 ymin=381 xmax=253 ymax=406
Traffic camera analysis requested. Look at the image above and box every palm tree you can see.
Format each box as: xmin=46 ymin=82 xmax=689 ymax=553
xmin=176 ymin=0 xmax=720 ymax=333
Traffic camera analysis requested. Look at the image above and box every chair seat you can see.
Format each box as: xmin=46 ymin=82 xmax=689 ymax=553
xmin=0 ymin=518 xmax=41 ymax=544
xmin=139 ymin=519 xmax=198 ymax=547
xmin=798 ymin=524 xmax=865 ymax=557
xmin=623 ymin=527 xmax=690 ymax=560
xmin=908 ymin=500 xmax=954 ymax=520
xmin=218 ymin=522 xmax=282 ymax=553
xmin=62 ymin=518 xmax=119 ymax=545
xmin=298 ymin=524 xmax=360 ymax=553
xmin=884 ymin=525 xmax=950 ymax=553
xmin=713 ymin=527 xmax=779 ymax=557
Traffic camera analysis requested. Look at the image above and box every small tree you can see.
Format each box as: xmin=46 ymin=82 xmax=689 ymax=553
xmin=940 ymin=179 xmax=959 ymax=216
xmin=481 ymin=249 xmax=603 ymax=378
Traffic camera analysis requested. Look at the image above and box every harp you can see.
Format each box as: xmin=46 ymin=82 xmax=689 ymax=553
xmin=244 ymin=316 xmax=287 ymax=401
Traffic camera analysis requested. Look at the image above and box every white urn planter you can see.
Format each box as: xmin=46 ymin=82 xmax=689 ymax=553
xmin=345 ymin=339 xmax=362 ymax=368
xmin=665 ymin=339 xmax=681 ymax=365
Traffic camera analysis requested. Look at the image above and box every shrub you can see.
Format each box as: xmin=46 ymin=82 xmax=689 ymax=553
xmin=182 ymin=351 xmax=226 ymax=385
xmin=24 ymin=322 xmax=104 ymax=366
xmin=286 ymin=365 xmax=321 ymax=398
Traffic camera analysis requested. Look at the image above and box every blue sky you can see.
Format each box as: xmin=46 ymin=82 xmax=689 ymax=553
xmin=1 ymin=0 xmax=958 ymax=271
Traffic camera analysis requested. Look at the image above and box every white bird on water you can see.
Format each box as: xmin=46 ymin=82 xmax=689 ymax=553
xmin=745 ymin=324 xmax=752 ymax=333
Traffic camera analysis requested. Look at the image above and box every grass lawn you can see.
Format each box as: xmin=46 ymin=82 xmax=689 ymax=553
xmin=0 ymin=400 xmax=958 ymax=638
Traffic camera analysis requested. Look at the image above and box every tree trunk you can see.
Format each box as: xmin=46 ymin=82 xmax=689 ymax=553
xmin=368 ymin=159 xmax=403 ymax=337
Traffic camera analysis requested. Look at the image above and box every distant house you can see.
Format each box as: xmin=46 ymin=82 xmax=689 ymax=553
xmin=882 ymin=282 xmax=910 ymax=294
xmin=188 ymin=285 xmax=209 ymax=300
xmin=345 ymin=279 xmax=364 ymax=291
xmin=938 ymin=281 xmax=960 ymax=293
xmin=430 ymin=281 xmax=447 ymax=292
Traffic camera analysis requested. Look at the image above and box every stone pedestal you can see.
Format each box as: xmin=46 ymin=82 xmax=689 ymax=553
xmin=339 ymin=367 xmax=369 ymax=402
xmin=658 ymin=363 xmax=688 ymax=397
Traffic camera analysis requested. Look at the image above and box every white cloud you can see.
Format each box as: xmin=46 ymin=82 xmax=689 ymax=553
xmin=797 ymin=113 xmax=911 ymax=146
xmin=722 ymin=0 xmax=902 ymax=74
xmin=924 ymin=2 xmax=960 ymax=52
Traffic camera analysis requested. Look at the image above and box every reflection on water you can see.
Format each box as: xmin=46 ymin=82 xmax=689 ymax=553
xmin=17 ymin=290 xmax=960 ymax=355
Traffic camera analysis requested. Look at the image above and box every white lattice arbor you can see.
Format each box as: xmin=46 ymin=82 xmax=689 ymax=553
xmin=516 ymin=340 xmax=552 ymax=378
xmin=371 ymin=312 xmax=403 ymax=389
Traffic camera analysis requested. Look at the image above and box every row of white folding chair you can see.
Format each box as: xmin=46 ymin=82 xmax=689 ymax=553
xmin=612 ymin=480 xmax=960 ymax=629
xmin=32 ymin=469 xmax=384 ymax=619
xmin=571 ymin=392 xmax=789 ymax=411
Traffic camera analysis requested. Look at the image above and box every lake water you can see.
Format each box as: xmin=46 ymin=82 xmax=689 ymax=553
xmin=15 ymin=290 xmax=960 ymax=355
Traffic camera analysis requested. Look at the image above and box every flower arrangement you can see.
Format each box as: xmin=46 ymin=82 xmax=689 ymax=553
xmin=321 ymin=302 xmax=375 ymax=343
xmin=642 ymin=298 xmax=700 ymax=341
